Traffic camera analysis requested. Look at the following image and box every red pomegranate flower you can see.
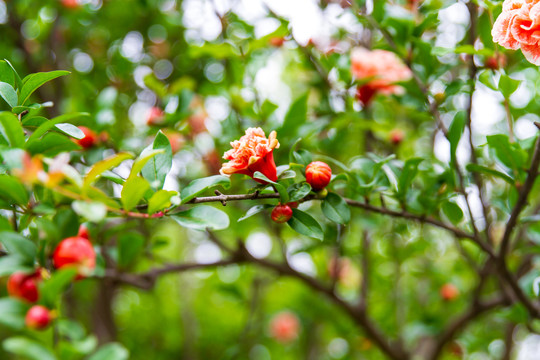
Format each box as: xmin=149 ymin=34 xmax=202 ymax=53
xmin=351 ymin=48 xmax=412 ymax=105
xmin=220 ymin=128 xmax=280 ymax=183
xmin=492 ymin=0 xmax=540 ymax=65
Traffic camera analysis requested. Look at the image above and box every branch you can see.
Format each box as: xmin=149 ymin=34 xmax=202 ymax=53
xmin=427 ymin=295 xmax=507 ymax=360
xmin=499 ymin=133 xmax=540 ymax=256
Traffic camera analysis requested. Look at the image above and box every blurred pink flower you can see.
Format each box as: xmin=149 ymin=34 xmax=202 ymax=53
xmin=269 ymin=311 xmax=300 ymax=343
xmin=492 ymin=0 xmax=540 ymax=65
xmin=350 ymin=48 xmax=412 ymax=105
xmin=220 ymin=127 xmax=280 ymax=183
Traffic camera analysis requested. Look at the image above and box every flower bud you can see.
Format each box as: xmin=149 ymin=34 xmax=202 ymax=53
xmin=7 ymin=270 xmax=41 ymax=303
xmin=76 ymin=126 xmax=98 ymax=149
xmin=25 ymin=305 xmax=53 ymax=330
xmin=53 ymin=236 xmax=96 ymax=279
xmin=440 ymin=283 xmax=459 ymax=301
xmin=305 ymin=161 xmax=332 ymax=191
xmin=271 ymin=204 xmax=293 ymax=223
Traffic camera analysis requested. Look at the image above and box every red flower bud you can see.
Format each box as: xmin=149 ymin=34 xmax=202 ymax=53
xmin=389 ymin=129 xmax=404 ymax=145
xmin=269 ymin=311 xmax=300 ymax=343
xmin=271 ymin=204 xmax=293 ymax=223
xmin=77 ymin=224 xmax=89 ymax=239
xmin=146 ymin=107 xmax=165 ymax=126
xmin=305 ymin=161 xmax=332 ymax=191
xmin=25 ymin=305 xmax=53 ymax=330
xmin=7 ymin=270 xmax=41 ymax=303
xmin=76 ymin=126 xmax=98 ymax=149
xmin=440 ymin=283 xmax=459 ymax=301
xmin=356 ymin=84 xmax=378 ymax=106
xmin=269 ymin=37 xmax=285 ymax=47
xmin=53 ymin=236 xmax=96 ymax=279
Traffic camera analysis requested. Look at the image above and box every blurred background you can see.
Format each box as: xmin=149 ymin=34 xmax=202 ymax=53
xmin=2 ymin=0 xmax=540 ymax=359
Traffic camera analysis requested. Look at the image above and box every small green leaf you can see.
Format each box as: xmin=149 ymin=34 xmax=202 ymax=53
xmin=148 ymin=190 xmax=177 ymax=215
xmin=287 ymin=208 xmax=324 ymax=240
xmin=25 ymin=113 xmax=89 ymax=147
xmin=181 ymin=175 xmax=231 ymax=204
xmin=448 ymin=112 xmax=465 ymax=165
xmin=253 ymin=171 xmax=289 ymax=203
xmin=288 ymin=182 xmax=311 ymax=203
xmin=466 ymin=163 xmax=514 ymax=184
xmin=4 ymin=337 xmax=57 ymax=360
xmin=129 ymin=149 xmax=165 ymax=181
xmin=0 ymin=82 xmax=18 ymax=108
xmin=83 ymin=152 xmax=134 ymax=192
xmin=171 ymin=205 xmax=230 ymax=231
xmin=3 ymin=59 xmax=22 ymax=90
xmin=19 ymin=70 xmax=70 ymax=105
xmin=442 ymin=201 xmax=464 ymax=225
xmin=26 ymin=132 xmax=81 ymax=157
xmin=54 ymin=123 xmax=85 ymax=139
xmin=0 ymin=298 xmax=27 ymax=330
xmin=40 ymin=268 xmax=78 ymax=307
xmin=0 ymin=175 xmax=28 ymax=205
xmin=121 ymin=176 xmax=150 ymax=212
xmin=238 ymin=204 xmax=273 ymax=222
xmin=0 ymin=232 xmax=36 ymax=264
xmin=0 ymin=112 xmax=25 ymax=148
xmin=142 ymin=131 xmax=172 ymax=190
xmin=321 ymin=192 xmax=351 ymax=224
xmin=498 ymin=74 xmax=520 ymax=98
xmin=87 ymin=343 xmax=129 ymax=360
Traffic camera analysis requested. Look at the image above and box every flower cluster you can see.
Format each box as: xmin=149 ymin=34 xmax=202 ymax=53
xmin=350 ymin=48 xmax=412 ymax=105
xmin=492 ymin=0 xmax=540 ymax=65
xmin=220 ymin=127 xmax=280 ymax=183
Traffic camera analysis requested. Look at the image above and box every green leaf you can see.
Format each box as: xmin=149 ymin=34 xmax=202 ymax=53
xmin=442 ymin=201 xmax=464 ymax=225
xmin=287 ymin=208 xmax=324 ymax=240
xmin=4 ymin=337 xmax=57 ymax=360
xmin=253 ymin=171 xmax=289 ymax=203
xmin=479 ymin=70 xmax=497 ymax=91
xmin=25 ymin=113 xmax=89 ymax=147
xmin=181 ymin=175 xmax=231 ymax=204
xmin=117 ymin=233 xmax=145 ymax=268
xmin=129 ymin=149 xmax=165 ymax=181
xmin=83 ymin=152 xmax=134 ymax=192
xmin=3 ymin=59 xmax=22 ymax=90
xmin=498 ymin=74 xmax=520 ymax=99
xmin=55 ymin=123 xmax=85 ymax=139
xmin=397 ymin=158 xmax=423 ymax=197
xmin=0 ymin=232 xmax=37 ymax=262
xmin=19 ymin=70 xmax=70 ymax=105
xmin=486 ymin=134 xmax=527 ymax=170
xmin=238 ymin=204 xmax=273 ymax=222
xmin=0 ymin=82 xmax=18 ymax=108
xmin=121 ymin=176 xmax=150 ymax=212
xmin=321 ymin=192 xmax=351 ymax=224
xmin=171 ymin=205 xmax=230 ymax=231
xmin=26 ymin=132 xmax=81 ymax=157
xmin=142 ymin=131 xmax=172 ymax=191
xmin=87 ymin=343 xmax=129 ymax=360
xmin=0 ymin=298 xmax=27 ymax=330
xmin=281 ymin=93 xmax=308 ymax=136
xmin=0 ymin=256 xmax=33 ymax=276
xmin=40 ymin=268 xmax=78 ymax=307
xmin=466 ymin=163 xmax=514 ymax=184
xmin=0 ymin=61 xmax=16 ymax=88
xmin=448 ymin=112 xmax=465 ymax=165
xmin=0 ymin=112 xmax=25 ymax=148
xmin=148 ymin=190 xmax=177 ymax=215
xmin=288 ymin=182 xmax=311 ymax=203
xmin=0 ymin=175 xmax=28 ymax=205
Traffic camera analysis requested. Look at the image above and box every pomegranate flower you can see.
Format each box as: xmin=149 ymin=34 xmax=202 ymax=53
xmin=220 ymin=128 xmax=280 ymax=183
xmin=351 ymin=48 xmax=412 ymax=105
xmin=492 ymin=0 xmax=540 ymax=65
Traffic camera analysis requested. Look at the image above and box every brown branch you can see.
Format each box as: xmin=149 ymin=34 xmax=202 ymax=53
xmin=427 ymin=295 xmax=507 ymax=360
xmin=499 ymin=133 xmax=540 ymax=256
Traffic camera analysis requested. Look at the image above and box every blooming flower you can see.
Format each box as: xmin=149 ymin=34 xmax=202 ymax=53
xmin=350 ymin=48 xmax=412 ymax=105
xmin=492 ymin=0 xmax=540 ymax=65
xmin=220 ymin=127 xmax=280 ymax=183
